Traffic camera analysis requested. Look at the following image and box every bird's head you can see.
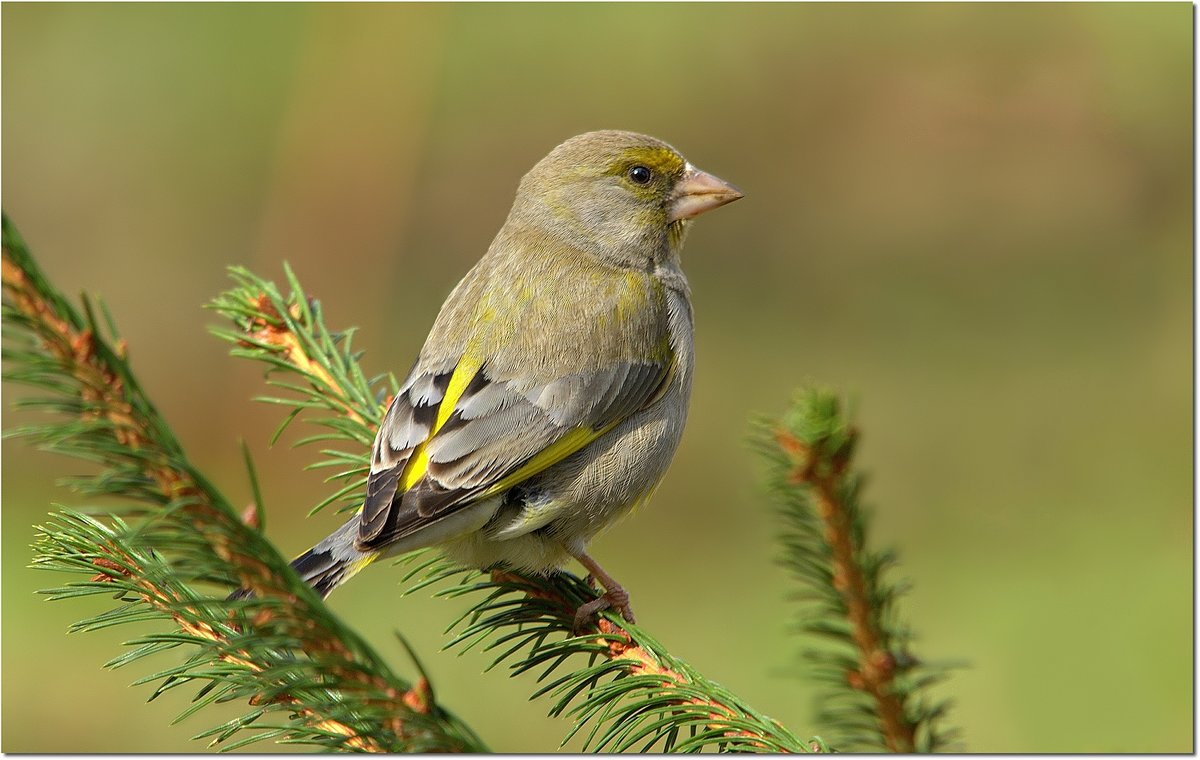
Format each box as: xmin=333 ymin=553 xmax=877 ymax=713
xmin=509 ymin=130 xmax=742 ymax=268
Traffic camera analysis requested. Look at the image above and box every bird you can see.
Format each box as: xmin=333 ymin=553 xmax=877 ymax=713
xmin=274 ymin=130 xmax=741 ymax=629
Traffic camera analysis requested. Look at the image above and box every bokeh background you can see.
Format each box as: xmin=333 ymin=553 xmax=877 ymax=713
xmin=2 ymin=3 xmax=1191 ymax=753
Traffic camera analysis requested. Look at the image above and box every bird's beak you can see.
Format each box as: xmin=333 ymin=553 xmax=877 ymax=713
xmin=668 ymin=164 xmax=744 ymax=222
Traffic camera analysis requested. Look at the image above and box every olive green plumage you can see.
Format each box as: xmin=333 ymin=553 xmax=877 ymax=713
xmin=291 ymin=130 xmax=741 ymax=623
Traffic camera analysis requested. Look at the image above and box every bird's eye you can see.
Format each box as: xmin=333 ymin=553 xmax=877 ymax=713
xmin=627 ymin=165 xmax=653 ymax=185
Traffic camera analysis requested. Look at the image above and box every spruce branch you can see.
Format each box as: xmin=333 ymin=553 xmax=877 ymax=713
xmin=207 ymin=264 xmax=391 ymax=517
xmin=754 ymin=389 xmax=960 ymax=752
xmin=207 ymin=263 xmax=822 ymax=753
xmin=413 ymin=560 xmax=823 ymax=753
xmin=33 ymin=510 xmax=478 ymax=752
xmin=4 ymin=215 xmax=484 ymax=752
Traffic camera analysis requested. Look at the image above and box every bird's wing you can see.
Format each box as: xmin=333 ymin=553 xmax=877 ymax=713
xmin=357 ymin=351 xmax=673 ymax=549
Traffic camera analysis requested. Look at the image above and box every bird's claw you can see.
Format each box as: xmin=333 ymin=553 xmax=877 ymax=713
xmin=570 ymin=587 xmax=634 ymax=635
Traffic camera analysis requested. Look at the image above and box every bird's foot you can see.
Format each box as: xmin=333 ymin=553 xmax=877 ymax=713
xmin=564 ymin=547 xmax=636 ymax=634
xmin=571 ymin=585 xmax=634 ymax=635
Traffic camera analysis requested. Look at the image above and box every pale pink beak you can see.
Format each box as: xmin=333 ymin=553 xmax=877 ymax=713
xmin=667 ymin=164 xmax=743 ymax=222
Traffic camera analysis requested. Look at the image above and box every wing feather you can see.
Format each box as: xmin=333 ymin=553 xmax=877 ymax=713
xmin=356 ymin=356 xmax=671 ymax=550
xmin=360 ymin=365 xmax=452 ymax=543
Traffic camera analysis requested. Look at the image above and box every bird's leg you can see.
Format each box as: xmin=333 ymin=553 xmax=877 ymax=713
xmin=566 ymin=548 xmax=634 ymax=632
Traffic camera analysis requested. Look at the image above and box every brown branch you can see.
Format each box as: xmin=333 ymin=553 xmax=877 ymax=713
xmin=85 ymin=549 xmax=421 ymax=752
xmin=596 ymin=618 xmax=781 ymax=751
xmin=486 ymin=569 xmax=806 ymax=753
xmin=492 ymin=567 xmax=766 ymax=738
xmin=775 ymin=428 xmax=915 ymax=753
xmin=2 ymin=248 xmax=277 ymax=593
xmin=4 ymin=240 xmax=448 ymax=752
xmin=240 ymin=294 xmax=366 ymax=424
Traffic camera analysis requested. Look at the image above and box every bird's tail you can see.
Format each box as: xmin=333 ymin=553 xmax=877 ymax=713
xmin=229 ymin=516 xmax=378 ymax=600
xmin=290 ymin=541 xmax=379 ymax=598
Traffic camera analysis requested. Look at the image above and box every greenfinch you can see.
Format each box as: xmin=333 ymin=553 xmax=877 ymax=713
xmin=287 ymin=130 xmax=741 ymax=627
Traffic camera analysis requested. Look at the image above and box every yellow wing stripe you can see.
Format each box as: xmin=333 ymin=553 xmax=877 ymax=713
xmin=399 ymin=353 xmax=484 ymax=490
xmin=346 ymin=552 xmax=381 ymax=578
xmin=477 ymin=352 xmax=678 ymax=499
xmin=398 ymin=351 xmax=677 ymax=497
xmin=477 ymin=422 xmax=619 ymax=500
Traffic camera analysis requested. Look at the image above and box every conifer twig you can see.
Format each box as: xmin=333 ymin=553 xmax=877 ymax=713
xmin=755 ymin=390 xmax=959 ymax=752
xmin=775 ymin=423 xmax=912 ymax=751
xmin=4 ymin=215 xmax=484 ymax=752
xmin=425 ymin=564 xmax=820 ymax=752
xmin=36 ymin=511 xmax=455 ymax=752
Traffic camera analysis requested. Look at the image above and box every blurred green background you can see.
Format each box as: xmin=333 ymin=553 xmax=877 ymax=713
xmin=2 ymin=2 xmax=1191 ymax=753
